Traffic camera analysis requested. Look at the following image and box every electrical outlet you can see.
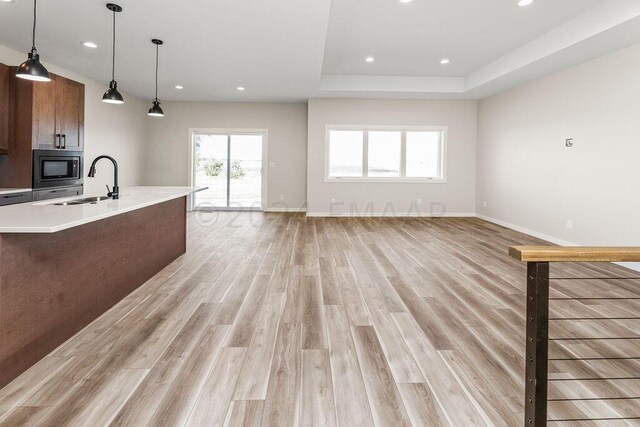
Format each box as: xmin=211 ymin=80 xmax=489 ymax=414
xmin=331 ymin=198 xmax=336 ymax=204
xmin=417 ymin=198 xmax=422 ymax=205
xmin=280 ymin=194 xmax=285 ymax=201
xmin=483 ymin=201 xmax=487 ymax=208
xmin=269 ymin=161 xmax=276 ymax=168
xmin=566 ymin=220 xmax=573 ymax=230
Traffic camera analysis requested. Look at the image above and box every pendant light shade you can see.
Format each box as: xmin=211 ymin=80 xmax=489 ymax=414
xmin=148 ymin=99 xmax=164 ymax=117
xmin=102 ymin=3 xmax=124 ymax=104
xmin=103 ymin=80 xmax=124 ymax=104
xmin=16 ymin=0 xmax=51 ymax=82
xmin=148 ymin=39 xmax=164 ymax=117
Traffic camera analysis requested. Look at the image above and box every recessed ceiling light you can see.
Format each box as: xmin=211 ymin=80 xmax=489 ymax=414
xmin=175 ymin=85 xmax=184 ymax=89
xmin=365 ymin=56 xmax=375 ymax=63
xmin=82 ymin=41 xmax=98 ymax=48
xmin=518 ymin=0 xmax=533 ymax=6
xmin=0 ymin=0 xmax=15 ymax=3
xmin=399 ymin=0 xmax=412 ymax=3
xmin=440 ymin=58 xmax=450 ymax=65
xmin=237 ymin=86 xmax=245 ymax=91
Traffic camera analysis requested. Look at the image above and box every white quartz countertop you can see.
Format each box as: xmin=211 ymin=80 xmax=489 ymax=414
xmin=0 ymin=186 xmax=206 ymax=233
xmin=0 ymin=188 xmax=31 ymax=195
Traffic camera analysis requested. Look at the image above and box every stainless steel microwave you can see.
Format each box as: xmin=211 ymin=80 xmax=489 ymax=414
xmin=33 ymin=149 xmax=83 ymax=189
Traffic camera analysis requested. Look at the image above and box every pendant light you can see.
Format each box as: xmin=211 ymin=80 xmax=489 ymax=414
xmin=16 ymin=0 xmax=51 ymax=82
xmin=147 ymin=39 xmax=164 ymax=117
xmin=102 ymin=3 xmax=124 ymax=104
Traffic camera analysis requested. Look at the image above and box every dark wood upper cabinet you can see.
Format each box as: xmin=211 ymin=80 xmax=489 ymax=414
xmin=11 ymin=68 xmax=85 ymax=151
xmin=0 ymin=64 xmax=85 ymax=187
xmin=55 ymin=77 xmax=84 ymax=150
xmin=0 ymin=64 xmax=9 ymax=154
xmin=30 ymin=74 xmax=58 ymax=149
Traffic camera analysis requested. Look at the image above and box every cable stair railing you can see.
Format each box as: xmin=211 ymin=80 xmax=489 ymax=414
xmin=509 ymin=246 xmax=640 ymax=426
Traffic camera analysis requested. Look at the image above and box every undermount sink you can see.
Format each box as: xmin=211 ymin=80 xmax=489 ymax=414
xmin=51 ymin=196 xmax=112 ymax=206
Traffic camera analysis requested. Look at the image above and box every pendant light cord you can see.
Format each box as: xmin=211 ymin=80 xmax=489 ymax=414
xmin=31 ymin=0 xmax=37 ymax=51
xmin=111 ymin=10 xmax=116 ymax=81
xmin=155 ymin=43 xmax=159 ymax=101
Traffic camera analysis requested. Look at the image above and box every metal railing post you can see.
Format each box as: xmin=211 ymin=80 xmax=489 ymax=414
xmin=524 ymin=261 xmax=550 ymax=426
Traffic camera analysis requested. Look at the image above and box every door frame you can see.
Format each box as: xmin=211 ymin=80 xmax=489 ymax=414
xmin=188 ymin=128 xmax=269 ymax=211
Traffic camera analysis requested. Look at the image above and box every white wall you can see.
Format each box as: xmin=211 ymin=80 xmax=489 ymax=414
xmin=0 ymin=44 xmax=148 ymax=195
xmin=145 ymin=101 xmax=308 ymax=211
xmin=306 ymin=98 xmax=477 ymax=216
xmin=477 ymin=43 xmax=640 ymax=246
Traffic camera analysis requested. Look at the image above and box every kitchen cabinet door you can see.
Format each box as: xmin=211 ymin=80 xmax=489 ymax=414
xmin=31 ymin=75 xmax=58 ymax=149
xmin=55 ymin=77 xmax=84 ymax=150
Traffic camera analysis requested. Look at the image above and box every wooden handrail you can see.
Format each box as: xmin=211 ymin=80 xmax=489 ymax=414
xmin=512 ymin=247 xmax=640 ymax=425
xmin=509 ymin=246 xmax=640 ymax=263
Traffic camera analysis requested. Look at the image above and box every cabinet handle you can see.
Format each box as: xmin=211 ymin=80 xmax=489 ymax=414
xmin=61 ymin=135 xmax=66 ymax=149
xmin=55 ymin=134 xmax=61 ymax=149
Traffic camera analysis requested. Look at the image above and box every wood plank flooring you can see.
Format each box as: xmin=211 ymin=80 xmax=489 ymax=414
xmin=1 ymin=212 xmax=640 ymax=426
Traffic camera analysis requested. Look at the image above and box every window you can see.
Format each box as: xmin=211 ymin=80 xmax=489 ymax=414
xmin=326 ymin=126 xmax=446 ymax=182
xmin=406 ymin=131 xmax=440 ymax=178
xmin=329 ymin=130 xmax=363 ymax=177
xmin=368 ymin=131 xmax=401 ymax=177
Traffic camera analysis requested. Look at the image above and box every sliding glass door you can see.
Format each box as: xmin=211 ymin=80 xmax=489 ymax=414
xmin=192 ymin=131 xmax=264 ymax=210
xmin=194 ymin=133 xmax=228 ymax=208
xmin=229 ymin=135 xmax=263 ymax=208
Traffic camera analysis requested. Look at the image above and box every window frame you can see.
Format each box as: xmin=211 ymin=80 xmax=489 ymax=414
xmin=324 ymin=125 xmax=448 ymax=183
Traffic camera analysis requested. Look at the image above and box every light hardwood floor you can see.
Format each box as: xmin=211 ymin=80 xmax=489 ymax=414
xmin=1 ymin=213 xmax=639 ymax=426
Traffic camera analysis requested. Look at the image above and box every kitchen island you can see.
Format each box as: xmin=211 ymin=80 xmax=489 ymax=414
xmin=0 ymin=186 xmax=204 ymax=387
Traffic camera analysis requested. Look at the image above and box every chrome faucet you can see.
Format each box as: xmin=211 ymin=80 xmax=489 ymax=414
xmin=88 ymin=155 xmax=119 ymax=199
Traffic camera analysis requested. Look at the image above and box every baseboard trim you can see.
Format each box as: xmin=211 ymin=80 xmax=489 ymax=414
xmin=306 ymin=212 xmax=476 ymax=218
xmin=475 ymin=214 xmax=575 ymax=246
xmin=476 ymin=214 xmax=640 ymax=273
xmin=264 ymin=207 xmax=307 ymax=213
xmin=621 ymin=262 xmax=640 ymax=272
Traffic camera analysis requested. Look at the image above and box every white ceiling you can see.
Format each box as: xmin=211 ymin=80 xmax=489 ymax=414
xmin=0 ymin=0 xmax=638 ymax=102
xmin=323 ymin=0 xmax=604 ymax=77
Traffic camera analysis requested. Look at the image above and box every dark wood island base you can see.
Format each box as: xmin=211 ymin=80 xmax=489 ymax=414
xmin=0 ymin=197 xmax=187 ymax=387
